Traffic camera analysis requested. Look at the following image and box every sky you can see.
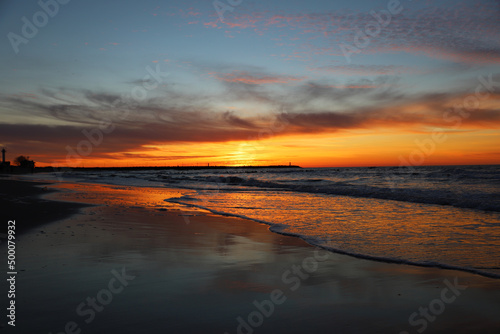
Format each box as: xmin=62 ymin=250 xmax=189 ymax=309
xmin=0 ymin=0 xmax=499 ymax=167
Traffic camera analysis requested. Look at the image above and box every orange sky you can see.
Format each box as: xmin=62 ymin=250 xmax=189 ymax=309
xmin=3 ymin=89 xmax=498 ymax=168
xmin=27 ymin=127 xmax=499 ymax=168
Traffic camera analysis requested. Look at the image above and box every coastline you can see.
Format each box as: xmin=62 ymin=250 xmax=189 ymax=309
xmin=0 ymin=177 xmax=90 ymax=235
xmin=1 ymin=178 xmax=499 ymax=333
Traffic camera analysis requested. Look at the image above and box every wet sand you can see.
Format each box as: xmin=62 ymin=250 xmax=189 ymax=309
xmin=0 ymin=178 xmax=89 ymax=235
xmin=1 ymin=180 xmax=499 ymax=333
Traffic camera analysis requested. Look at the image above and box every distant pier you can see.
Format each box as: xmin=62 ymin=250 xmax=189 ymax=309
xmin=36 ymin=164 xmax=302 ymax=172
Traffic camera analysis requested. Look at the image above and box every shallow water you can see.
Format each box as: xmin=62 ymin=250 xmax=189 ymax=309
xmin=25 ymin=165 xmax=500 ymax=278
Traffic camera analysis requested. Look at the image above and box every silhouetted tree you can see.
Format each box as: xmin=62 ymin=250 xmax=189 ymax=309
xmin=14 ymin=155 xmax=28 ymax=166
xmin=14 ymin=155 xmax=35 ymax=169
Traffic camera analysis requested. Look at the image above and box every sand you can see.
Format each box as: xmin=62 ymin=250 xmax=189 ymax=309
xmin=0 ymin=178 xmax=89 ymax=235
xmin=1 ymin=178 xmax=499 ymax=333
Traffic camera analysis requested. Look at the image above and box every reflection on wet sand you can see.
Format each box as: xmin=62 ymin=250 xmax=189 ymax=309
xmin=3 ymin=182 xmax=499 ymax=333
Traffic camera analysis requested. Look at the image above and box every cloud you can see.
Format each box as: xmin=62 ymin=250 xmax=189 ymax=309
xmin=202 ymin=2 xmax=500 ymax=65
xmin=338 ymin=2 xmax=500 ymax=64
xmin=1 ymin=82 xmax=499 ymax=165
xmin=280 ymin=102 xmax=500 ymax=134
xmin=211 ymin=70 xmax=306 ymax=85
xmin=222 ymin=111 xmax=258 ymax=129
xmin=308 ymin=65 xmax=417 ymax=76
xmin=107 ymin=152 xmax=214 ymax=161
xmin=288 ymin=76 xmax=404 ymax=108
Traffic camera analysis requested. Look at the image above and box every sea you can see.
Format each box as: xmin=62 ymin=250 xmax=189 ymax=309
xmin=30 ymin=165 xmax=500 ymax=278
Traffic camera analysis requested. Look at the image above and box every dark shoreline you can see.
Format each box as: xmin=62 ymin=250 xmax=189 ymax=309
xmin=0 ymin=178 xmax=90 ymax=235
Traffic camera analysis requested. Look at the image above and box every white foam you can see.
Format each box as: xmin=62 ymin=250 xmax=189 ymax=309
xmin=166 ymin=198 xmax=500 ymax=280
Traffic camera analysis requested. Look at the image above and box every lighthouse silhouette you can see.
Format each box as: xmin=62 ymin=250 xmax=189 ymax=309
xmin=1 ymin=147 xmax=10 ymax=172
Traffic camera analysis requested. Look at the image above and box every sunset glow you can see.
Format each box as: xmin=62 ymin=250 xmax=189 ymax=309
xmin=1 ymin=0 xmax=499 ymax=167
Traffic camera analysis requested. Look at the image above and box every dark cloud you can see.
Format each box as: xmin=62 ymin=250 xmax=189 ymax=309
xmin=219 ymin=79 xmax=280 ymax=105
xmin=1 ymin=73 xmax=499 ymax=165
xmin=222 ymin=111 xmax=258 ymax=129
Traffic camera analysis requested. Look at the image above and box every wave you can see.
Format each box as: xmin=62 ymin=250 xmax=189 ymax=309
xmin=162 ymin=174 xmax=500 ymax=212
xmin=164 ymin=197 xmax=500 ymax=280
xmin=60 ymin=166 xmax=500 ymax=212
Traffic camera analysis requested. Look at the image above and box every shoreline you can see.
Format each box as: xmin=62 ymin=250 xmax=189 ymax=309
xmin=8 ymin=176 xmax=500 ymax=279
xmin=0 ymin=177 xmax=90 ymax=235
xmin=169 ymin=199 xmax=500 ymax=280
xmin=10 ymin=176 xmax=500 ymax=279
xmin=1 ymin=178 xmax=500 ymax=333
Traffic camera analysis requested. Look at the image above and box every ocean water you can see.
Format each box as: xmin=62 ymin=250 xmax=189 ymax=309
xmin=34 ymin=165 xmax=500 ymax=278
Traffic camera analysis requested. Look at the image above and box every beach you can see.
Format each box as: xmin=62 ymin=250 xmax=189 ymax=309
xmin=2 ymin=0 xmax=500 ymax=332
xmin=0 ymin=178 xmax=89 ymax=236
xmin=1 ymin=177 xmax=499 ymax=333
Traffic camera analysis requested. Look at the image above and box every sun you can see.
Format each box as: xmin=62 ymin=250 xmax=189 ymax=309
xmin=229 ymin=142 xmax=258 ymax=166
